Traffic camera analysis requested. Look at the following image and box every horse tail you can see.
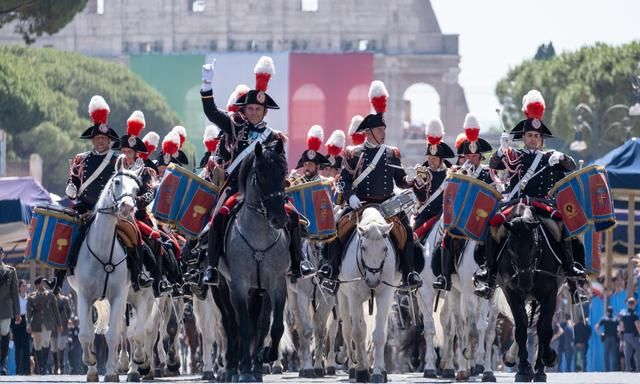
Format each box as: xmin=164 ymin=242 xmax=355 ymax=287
xmin=492 ymin=287 xmax=513 ymax=324
xmin=93 ymin=298 xmax=111 ymax=335
xmin=433 ymin=296 xmax=445 ymax=348
xmin=278 ymin=317 xmax=295 ymax=356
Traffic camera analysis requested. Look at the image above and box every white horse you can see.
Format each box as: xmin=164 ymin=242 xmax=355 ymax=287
xmin=338 ymin=207 xmax=399 ymax=383
xmin=193 ymin=289 xmax=226 ymax=381
xmin=67 ymin=156 xmax=142 ymax=382
xmin=123 ymin=285 xmax=157 ymax=382
xmin=416 ymin=217 xmax=443 ymax=378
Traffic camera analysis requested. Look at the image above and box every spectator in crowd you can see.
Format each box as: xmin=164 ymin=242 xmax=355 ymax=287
xmin=11 ymin=279 xmax=31 ymax=375
xmin=26 ymin=276 xmax=62 ymax=375
xmin=618 ymin=296 xmax=640 ymax=372
xmin=0 ymin=247 xmax=20 ymax=375
xmin=558 ymin=313 xmax=574 ymax=372
xmin=596 ymin=306 xmax=620 ymax=371
xmin=547 ymin=312 xmax=564 ymax=372
xmin=51 ymin=289 xmax=73 ymax=375
xmin=573 ymin=316 xmax=592 ymax=371
xmin=67 ymin=316 xmax=84 ymax=374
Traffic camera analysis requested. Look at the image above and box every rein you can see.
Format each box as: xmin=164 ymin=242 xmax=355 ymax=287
xmin=234 ymin=219 xmax=283 ymax=291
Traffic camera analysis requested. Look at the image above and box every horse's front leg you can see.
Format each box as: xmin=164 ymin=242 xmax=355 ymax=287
xmin=266 ymin=277 xmax=287 ymax=362
xmin=371 ymin=287 xmax=394 ymax=382
xmin=230 ymin=288 xmax=253 ymax=381
xmin=104 ymin=294 xmax=127 ymax=381
xmin=77 ymin=295 xmax=99 ymax=382
xmin=311 ymin=294 xmax=334 ymax=377
xmin=292 ymin=283 xmax=315 ymax=377
xmin=534 ymin=292 xmax=558 ymax=382
xmin=504 ymin=290 xmax=533 ymax=382
xmin=417 ymin=284 xmax=437 ymax=378
xmin=349 ymin=293 xmax=369 ymax=383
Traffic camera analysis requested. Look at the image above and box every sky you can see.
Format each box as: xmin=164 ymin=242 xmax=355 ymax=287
xmin=408 ymin=0 xmax=640 ymax=130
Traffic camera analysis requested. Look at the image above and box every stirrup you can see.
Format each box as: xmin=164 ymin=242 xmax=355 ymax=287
xmin=432 ymin=275 xmax=449 ymax=291
xmin=300 ymin=260 xmax=316 ymax=278
xmin=474 ymin=284 xmax=495 ymax=300
xmin=404 ymin=271 xmax=422 ymax=289
xmin=317 ymin=264 xmax=333 ymax=279
xmin=320 ymin=279 xmax=339 ymax=295
xmin=202 ymin=266 xmax=220 ymax=286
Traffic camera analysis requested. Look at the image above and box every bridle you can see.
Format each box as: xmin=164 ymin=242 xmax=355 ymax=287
xmin=356 ymin=236 xmax=388 ymax=278
xmin=245 ymin=167 xmax=285 ymax=217
xmin=97 ymin=171 xmax=142 ymax=215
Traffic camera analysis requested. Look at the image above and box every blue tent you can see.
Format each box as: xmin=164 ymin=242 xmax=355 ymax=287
xmin=592 ymin=137 xmax=640 ymax=190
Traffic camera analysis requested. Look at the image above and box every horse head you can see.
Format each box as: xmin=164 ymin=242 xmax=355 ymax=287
xmin=356 ymin=208 xmax=393 ymax=288
xmin=503 ymin=204 xmax=541 ymax=292
xmin=99 ymin=155 xmax=143 ymax=219
xmin=246 ymin=139 xmax=288 ymax=229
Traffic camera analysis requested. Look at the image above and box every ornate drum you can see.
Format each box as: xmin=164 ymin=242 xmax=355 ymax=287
xmin=442 ymin=173 xmax=502 ymax=241
xmin=286 ymin=180 xmax=336 ymax=241
xmin=549 ymin=165 xmax=615 ymax=238
xmin=175 ymin=170 xmax=219 ymax=237
xmin=25 ymin=207 xmax=80 ymax=269
xmin=151 ymin=163 xmax=186 ymax=224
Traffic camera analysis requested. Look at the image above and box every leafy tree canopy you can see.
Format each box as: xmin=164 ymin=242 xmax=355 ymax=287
xmin=0 ymin=0 xmax=87 ymax=44
xmin=0 ymin=46 xmax=181 ymax=193
xmin=496 ymin=41 xmax=640 ymax=158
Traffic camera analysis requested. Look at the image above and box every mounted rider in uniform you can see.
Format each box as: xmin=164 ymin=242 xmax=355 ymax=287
xmin=473 ymin=90 xmax=587 ymax=300
xmin=318 ymin=80 xmax=423 ymax=292
xmin=200 ymin=56 xmax=313 ymax=286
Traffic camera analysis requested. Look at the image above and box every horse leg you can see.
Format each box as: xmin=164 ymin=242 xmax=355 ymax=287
xmin=418 ymin=285 xmax=437 ymax=378
xmin=249 ymin=292 xmax=269 ymax=381
xmin=76 ymin=295 xmax=99 ymax=382
xmin=370 ymin=288 xmax=393 ymax=382
xmin=349 ymin=296 xmax=369 ymax=383
xmin=438 ymin=298 xmax=455 ymax=378
xmin=266 ymin=279 xmax=287 ymax=363
xmin=292 ymin=284 xmax=314 ymax=378
xmin=230 ymin=288 xmax=254 ymax=382
xmin=504 ymin=290 xmax=533 ymax=382
xmin=474 ymin=300 xmax=488 ymax=376
xmin=311 ymin=296 xmax=333 ymax=377
xmin=534 ymin=292 xmax=557 ymax=382
xmin=481 ymin=301 xmax=498 ymax=382
xmin=324 ymin=308 xmax=339 ymax=375
xmin=104 ymin=294 xmax=127 ymax=382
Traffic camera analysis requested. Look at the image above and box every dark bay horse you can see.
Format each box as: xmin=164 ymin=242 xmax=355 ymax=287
xmin=495 ymin=203 xmax=564 ymax=382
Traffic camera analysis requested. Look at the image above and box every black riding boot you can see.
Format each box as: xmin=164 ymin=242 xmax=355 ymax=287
xmin=141 ymin=243 xmax=171 ymax=297
xmin=474 ymin=237 xmax=497 ymax=299
xmin=561 ymin=239 xmax=587 ymax=279
xmin=432 ymin=241 xmax=452 ymax=291
xmin=401 ymin=240 xmax=422 ymax=288
xmin=41 ymin=347 xmax=50 ymax=374
xmin=34 ymin=349 xmax=43 ymax=375
xmin=127 ymin=246 xmax=154 ymax=291
xmin=52 ymin=351 xmax=59 ymax=375
xmin=288 ymin=211 xmax=315 ymax=283
xmin=0 ymin=334 xmax=9 ymax=375
xmin=318 ymin=239 xmax=342 ymax=294
xmin=203 ymin=214 xmax=226 ymax=286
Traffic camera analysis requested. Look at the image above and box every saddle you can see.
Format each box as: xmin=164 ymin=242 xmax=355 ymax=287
xmin=336 ymin=205 xmax=407 ymax=252
xmin=116 ymin=218 xmax=141 ymax=249
xmin=489 ymin=202 xmax=563 ymax=243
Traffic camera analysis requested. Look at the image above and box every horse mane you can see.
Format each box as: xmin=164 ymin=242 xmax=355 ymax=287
xmin=238 ymin=152 xmax=256 ymax=195
xmin=359 ymin=208 xmax=388 ymax=240
xmin=95 ymin=159 xmax=140 ymax=211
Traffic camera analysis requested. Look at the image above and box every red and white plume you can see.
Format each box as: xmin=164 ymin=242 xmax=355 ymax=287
xmin=227 ymin=84 xmax=250 ymax=112
xmin=426 ymin=118 xmax=444 ymax=146
xmin=326 ymin=130 xmax=346 ymax=157
xmin=171 ymin=126 xmax=187 ymax=148
xmin=455 ymin=133 xmax=467 ymax=150
xmin=139 ymin=131 xmax=159 ymax=160
xmin=348 ymin=115 xmax=365 ymax=145
xmin=162 ymin=131 xmax=181 ymax=157
xmin=88 ymin=95 xmax=110 ymax=124
xmin=307 ymin=125 xmax=324 ymax=151
xmin=463 ymin=113 xmax=480 ymax=142
xmin=522 ymin=89 xmax=545 ymax=120
xmin=126 ymin=110 xmax=145 ymax=137
xmin=203 ymin=125 xmax=220 ymax=153
xmin=368 ymin=80 xmax=388 ymax=114
xmin=254 ymin=56 xmax=275 ymax=92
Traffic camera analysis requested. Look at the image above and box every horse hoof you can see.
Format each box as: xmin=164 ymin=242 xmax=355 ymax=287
xmin=456 ymin=370 xmax=469 ymax=380
xmin=325 ymin=366 xmax=336 ymax=375
xmin=423 ymin=369 xmax=437 ymax=378
xmin=299 ymin=368 xmax=316 ymax=378
xmin=272 ymin=365 xmax=283 ymax=375
xmin=253 ymin=372 xmax=263 ymax=382
xmin=137 ymin=365 xmax=150 ymax=376
xmin=370 ymin=373 xmax=385 ymax=383
xmin=127 ymin=372 xmax=140 ymax=382
xmin=482 ymin=371 xmax=497 ymax=382
xmin=503 ymin=352 xmax=516 ymax=368
xmin=355 ymin=369 xmax=370 ymax=383
xmin=167 ymin=361 xmax=181 ymax=374
xmin=238 ymin=372 xmax=256 ymax=382
xmin=348 ymin=368 xmax=355 ymax=381
xmin=542 ymin=349 xmax=557 ymax=367
xmin=141 ymin=372 xmax=154 ymax=381
xmin=261 ymin=364 xmax=270 ymax=374
xmin=86 ymin=372 xmax=99 ymax=382
xmin=534 ymin=371 xmax=547 ymax=382
xmin=202 ymin=371 xmax=215 ymax=380
xmin=442 ymin=368 xmax=455 ymax=378
xmin=515 ymin=371 xmax=534 ymax=382
xmin=104 ymin=373 xmax=120 ymax=382
xmin=153 ymin=367 xmax=162 ymax=377
xmin=314 ymin=367 xmax=325 ymax=377
xmin=474 ymin=364 xmax=484 ymax=376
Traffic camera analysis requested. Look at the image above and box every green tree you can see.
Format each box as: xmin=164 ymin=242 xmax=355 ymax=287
xmin=0 ymin=0 xmax=87 ymax=44
xmin=496 ymin=42 xmax=640 ymax=157
xmin=0 ymin=46 xmax=181 ymax=193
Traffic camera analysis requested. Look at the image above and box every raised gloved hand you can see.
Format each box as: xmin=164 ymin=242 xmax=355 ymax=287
xmin=201 ymin=59 xmax=216 ymax=91
xmin=497 ymin=132 xmax=511 ymax=157
xmin=65 ymin=183 xmax=77 ymax=199
xmin=349 ymin=195 xmax=362 ymax=210
xmin=548 ymin=150 xmax=564 ymax=166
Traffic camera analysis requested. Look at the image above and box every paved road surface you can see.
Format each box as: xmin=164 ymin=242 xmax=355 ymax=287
xmin=1 ymin=372 xmax=638 ymax=383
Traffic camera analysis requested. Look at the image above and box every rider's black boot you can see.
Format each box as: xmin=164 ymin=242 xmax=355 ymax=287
xmin=401 ymin=240 xmax=422 ymax=288
xmin=127 ymin=247 xmax=154 ymax=291
xmin=561 ymin=239 xmax=587 ymax=279
xmin=432 ymin=241 xmax=452 ymax=291
xmin=203 ymin=214 xmax=226 ymax=286
xmin=288 ymin=211 xmax=315 ymax=283
xmin=141 ymin=243 xmax=171 ymax=297
xmin=318 ymin=239 xmax=342 ymax=294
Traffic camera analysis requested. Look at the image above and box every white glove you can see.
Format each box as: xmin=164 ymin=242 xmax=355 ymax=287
xmin=548 ymin=151 xmax=564 ymax=166
xmin=349 ymin=195 xmax=362 ymax=210
xmin=500 ymin=132 xmax=511 ymax=150
xmin=65 ymin=183 xmax=77 ymax=199
xmin=201 ymin=59 xmax=215 ymax=91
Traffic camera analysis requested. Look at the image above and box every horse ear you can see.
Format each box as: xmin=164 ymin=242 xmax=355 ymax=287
xmin=115 ymin=155 xmax=124 ymax=171
xmin=357 ymin=223 xmax=368 ymax=237
xmin=255 ymin=142 xmax=263 ymax=158
xmin=274 ymin=139 xmax=284 ymax=154
xmin=382 ymin=221 xmax=394 ymax=235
